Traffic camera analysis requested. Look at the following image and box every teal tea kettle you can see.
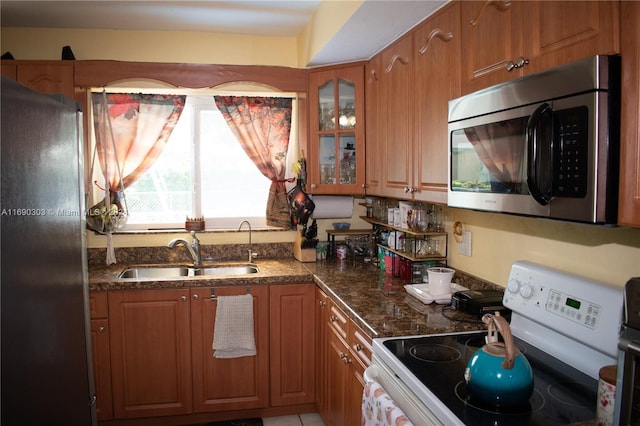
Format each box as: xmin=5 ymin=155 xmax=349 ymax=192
xmin=464 ymin=313 xmax=534 ymax=407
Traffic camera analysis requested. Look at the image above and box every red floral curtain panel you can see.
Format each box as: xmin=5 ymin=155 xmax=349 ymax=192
xmin=90 ymin=92 xmax=185 ymax=264
xmin=214 ymin=96 xmax=293 ymax=228
xmin=91 ymin=93 xmax=186 ymax=191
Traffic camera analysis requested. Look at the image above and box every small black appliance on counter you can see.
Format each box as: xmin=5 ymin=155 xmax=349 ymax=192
xmin=451 ymin=289 xmax=510 ymax=318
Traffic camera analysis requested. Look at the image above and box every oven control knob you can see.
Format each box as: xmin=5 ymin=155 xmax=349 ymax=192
xmin=507 ymin=279 xmax=520 ymax=293
xmin=519 ymin=284 xmax=534 ymax=299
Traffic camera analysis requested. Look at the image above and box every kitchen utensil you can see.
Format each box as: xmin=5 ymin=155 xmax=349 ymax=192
xmin=287 ymin=184 xmax=315 ymax=226
xmin=426 ymin=267 xmax=455 ymax=295
xmin=464 ymin=313 xmax=534 ymax=407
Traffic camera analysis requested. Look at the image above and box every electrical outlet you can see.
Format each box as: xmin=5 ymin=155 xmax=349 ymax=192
xmin=457 ymin=230 xmax=472 ymax=256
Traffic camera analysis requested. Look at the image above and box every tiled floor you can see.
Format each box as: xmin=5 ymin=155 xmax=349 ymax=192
xmin=262 ymin=413 xmax=324 ymax=426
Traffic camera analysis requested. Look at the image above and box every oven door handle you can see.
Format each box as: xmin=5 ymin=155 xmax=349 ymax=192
xmin=526 ymin=102 xmax=555 ymax=205
xmin=623 ymin=340 xmax=640 ymax=357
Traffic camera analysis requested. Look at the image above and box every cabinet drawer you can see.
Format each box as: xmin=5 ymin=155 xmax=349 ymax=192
xmin=89 ymin=291 xmax=108 ymax=319
xmin=349 ymin=322 xmax=372 ymax=368
xmin=328 ymin=302 xmax=349 ymax=342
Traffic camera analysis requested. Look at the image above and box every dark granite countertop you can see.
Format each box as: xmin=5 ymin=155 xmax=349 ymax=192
xmin=305 ymin=258 xmax=501 ymax=338
xmin=89 ymin=257 xmax=503 ymax=339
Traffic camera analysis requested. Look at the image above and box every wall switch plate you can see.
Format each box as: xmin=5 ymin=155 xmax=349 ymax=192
xmin=457 ymin=230 xmax=472 ymax=256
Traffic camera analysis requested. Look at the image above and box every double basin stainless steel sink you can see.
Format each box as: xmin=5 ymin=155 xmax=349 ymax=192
xmin=118 ymin=264 xmax=259 ymax=279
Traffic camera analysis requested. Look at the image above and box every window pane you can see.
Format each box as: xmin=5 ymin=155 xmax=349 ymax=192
xmin=117 ymin=94 xmax=284 ymax=230
xmin=199 ymin=108 xmax=271 ymax=221
xmin=125 ymin=107 xmax=192 ymax=226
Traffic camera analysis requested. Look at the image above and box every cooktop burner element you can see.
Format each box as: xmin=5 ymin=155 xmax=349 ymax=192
xmin=381 ymin=333 xmax=598 ymax=425
xmin=453 ymin=381 xmax=545 ymax=416
xmin=410 ymin=344 xmax=461 ymax=363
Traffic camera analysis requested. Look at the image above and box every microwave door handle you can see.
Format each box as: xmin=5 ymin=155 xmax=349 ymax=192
xmin=526 ymin=103 xmax=554 ymax=205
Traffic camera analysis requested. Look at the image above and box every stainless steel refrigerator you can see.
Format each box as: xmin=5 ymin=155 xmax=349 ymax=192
xmin=1 ymin=77 xmax=96 ymax=425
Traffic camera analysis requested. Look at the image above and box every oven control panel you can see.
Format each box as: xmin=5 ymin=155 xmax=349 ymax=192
xmin=503 ymin=261 xmax=623 ymax=358
xmin=545 ymin=290 xmax=600 ymax=329
xmin=505 ymin=278 xmax=601 ymax=329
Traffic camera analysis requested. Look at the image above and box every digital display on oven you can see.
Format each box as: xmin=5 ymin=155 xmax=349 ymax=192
xmin=566 ymin=297 xmax=581 ymax=310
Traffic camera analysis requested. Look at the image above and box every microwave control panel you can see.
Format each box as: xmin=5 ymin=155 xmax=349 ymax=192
xmin=555 ymin=106 xmax=589 ymax=198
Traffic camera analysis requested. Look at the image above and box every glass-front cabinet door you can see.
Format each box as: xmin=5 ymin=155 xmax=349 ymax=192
xmin=308 ymin=66 xmax=365 ymax=194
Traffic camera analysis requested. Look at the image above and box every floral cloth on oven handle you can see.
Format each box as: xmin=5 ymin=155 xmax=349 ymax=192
xmin=362 ymin=380 xmax=414 ymax=426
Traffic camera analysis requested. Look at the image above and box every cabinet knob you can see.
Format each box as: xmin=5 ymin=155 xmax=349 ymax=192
xmin=180 ymin=296 xmax=187 ymax=302
xmin=193 ymin=294 xmax=200 ymax=300
xmin=330 ymin=315 xmax=338 ymax=322
xmin=319 ymin=300 xmax=326 ymax=307
xmin=340 ymin=353 xmax=352 ymax=364
xmin=310 ymin=183 xmax=317 ymax=189
xmin=98 ymin=326 xmax=105 ymax=333
xmin=355 ymin=344 xmax=363 ymax=352
xmin=507 ymin=56 xmax=529 ymax=72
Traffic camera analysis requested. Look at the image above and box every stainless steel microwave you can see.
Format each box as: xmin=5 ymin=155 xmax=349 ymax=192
xmin=447 ymin=55 xmax=620 ymax=224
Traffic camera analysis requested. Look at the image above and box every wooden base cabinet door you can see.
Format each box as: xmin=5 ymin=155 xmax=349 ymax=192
xmin=347 ymin=356 xmax=366 ymax=426
xmin=315 ymin=288 xmax=330 ymax=420
xmin=325 ymin=327 xmax=350 ymax=426
xmin=190 ymin=286 xmax=269 ymax=412
xmin=108 ymin=289 xmax=192 ymax=419
xmin=90 ymin=318 xmax=112 ymax=421
xmin=270 ymin=283 xmax=316 ymax=406
xmin=89 ymin=291 xmax=112 ymax=421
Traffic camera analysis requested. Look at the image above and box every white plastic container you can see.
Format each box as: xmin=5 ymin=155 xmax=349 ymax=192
xmin=426 ymin=267 xmax=455 ymax=295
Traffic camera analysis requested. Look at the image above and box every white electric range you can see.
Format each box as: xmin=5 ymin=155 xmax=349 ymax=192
xmin=369 ymin=261 xmax=624 ymax=425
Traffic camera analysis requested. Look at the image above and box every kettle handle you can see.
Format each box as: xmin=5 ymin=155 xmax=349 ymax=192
xmin=482 ymin=313 xmax=516 ymax=370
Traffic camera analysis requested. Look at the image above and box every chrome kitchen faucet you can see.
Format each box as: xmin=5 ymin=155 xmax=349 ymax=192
xmin=238 ymin=220 xmax=257 ymax=263
xmin=167 ymin=231 xmax=202 ymax=267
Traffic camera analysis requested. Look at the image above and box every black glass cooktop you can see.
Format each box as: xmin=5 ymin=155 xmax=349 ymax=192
xmin=383 ymin=333 xmax=598 ymax=425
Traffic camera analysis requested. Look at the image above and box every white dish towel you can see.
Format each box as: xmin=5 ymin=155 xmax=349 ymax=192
xmin=212 ymin=294 xmax=256 ymax=359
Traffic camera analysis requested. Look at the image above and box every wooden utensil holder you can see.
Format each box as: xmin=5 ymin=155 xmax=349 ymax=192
xmin=293 ymin=230 xmax=316 ymax=262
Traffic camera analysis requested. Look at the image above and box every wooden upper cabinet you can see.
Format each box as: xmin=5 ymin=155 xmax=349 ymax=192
xmin=16 ymin=62 xmax=74 ymax=98
xmin=460 ymin=1 xmax=619 ymax=95
xmin=1 ymin=63 xmax=17 ymax=80
xmin=413 ymin=1 xmax=461 ymax=204
xmin=523 ymin=1 xmax=620 ymax=74
xmin=364 ymin=55 xmax=383 ymax=197
xmin=460 ymin=0 xmax=522 ymax=94
xmin=308 ymin=65 xmax=365 ymax=195
xmin=380 ymin=34 xmax=415 ymax=199
xmin=618 ymin=1 xmax=640 ymax=228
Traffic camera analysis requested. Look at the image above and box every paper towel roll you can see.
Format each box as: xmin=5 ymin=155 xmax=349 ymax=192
xmin=310 ymin=196 xmax=354 ymax=219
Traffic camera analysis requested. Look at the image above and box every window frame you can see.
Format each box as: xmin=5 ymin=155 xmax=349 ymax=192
xmin=88 ymin=85 xmax=299 ymax=232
